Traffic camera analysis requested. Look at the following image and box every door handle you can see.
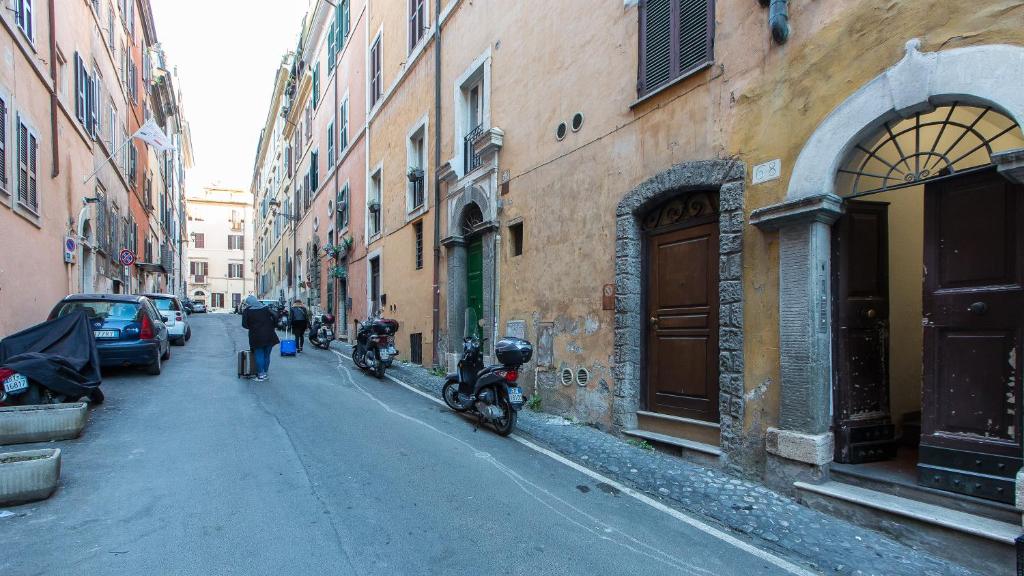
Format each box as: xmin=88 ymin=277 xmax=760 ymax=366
xmin=969 ymin=301 xmax=988 ymax=315
xmin=864 ymin=308 xmax=877 ymax=319
xmin=649 ymin=316 xmax=659 ymax=329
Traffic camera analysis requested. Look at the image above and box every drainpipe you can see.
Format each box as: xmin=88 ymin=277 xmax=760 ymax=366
xmin=430 ymin=0 xmax=442 ymax=368
xmin=47 ymin=0 xmax=59 ymax=178
xmin=762 ymin=0 xmax=790 ymax=44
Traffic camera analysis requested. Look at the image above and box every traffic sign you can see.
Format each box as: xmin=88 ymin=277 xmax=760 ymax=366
xmin=118 ymin=248 xmax=136 ymax=267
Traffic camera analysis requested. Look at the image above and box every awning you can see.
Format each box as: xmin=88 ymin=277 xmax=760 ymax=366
xmin=135 ymin=262 xmax=168 ymax=274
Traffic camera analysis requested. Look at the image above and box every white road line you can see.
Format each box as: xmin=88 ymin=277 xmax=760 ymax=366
xmin=334 ymin=350 xmax=818 ymax=576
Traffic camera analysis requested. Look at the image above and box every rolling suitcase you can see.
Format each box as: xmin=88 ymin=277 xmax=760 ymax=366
xmin=237 ymin=350 xmax=256 ymax=378
xmin=280 ymin=325 xmax=297 ymax=357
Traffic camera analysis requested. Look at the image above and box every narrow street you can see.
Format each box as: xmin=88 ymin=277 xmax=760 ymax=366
xmin=0 ymin=315 xmax=795 ymax=576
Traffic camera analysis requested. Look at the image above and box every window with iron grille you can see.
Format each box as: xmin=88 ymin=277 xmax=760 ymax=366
xmin=15 ymin=0 xmax=33 ymax=42
xmin=16 ymin=117 xmax=38 ymax=213
xmin=370 ymin=35 xmax=382 ymax=108
xmin=414 ymin=221 xmax=423 ymax=270
xmin=409 ymin=0 xmax=427 ymax=52
xmin=637 ymin=0 xmax=714 ymax=98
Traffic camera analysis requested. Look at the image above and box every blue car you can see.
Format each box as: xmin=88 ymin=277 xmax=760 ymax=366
xmin=49 ymin=294 xmax=171 ymax=375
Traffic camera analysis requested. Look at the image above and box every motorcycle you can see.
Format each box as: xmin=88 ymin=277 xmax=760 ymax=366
xmin=308 ymin=313 xmax=336 ymax=350
xmin=441 ymin=309 xmax=532 ymax=436
xmin=352 ymin=313 xmax=399 ymax=378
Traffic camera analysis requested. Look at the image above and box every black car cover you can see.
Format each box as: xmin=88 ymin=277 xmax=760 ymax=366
xmin=0 ymin=311 xmax=103 ymax=400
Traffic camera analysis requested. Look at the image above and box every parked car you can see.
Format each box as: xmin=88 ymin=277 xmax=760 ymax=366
xmin=181 ymin=299 xmax=195 ymax=314
xmin=48 ymin=294 xmax=171 ymax=375
xmin=141 ymin=293 xmax=191 ymax=346
xmin=192 ymin=301 xmax=207 ymax=313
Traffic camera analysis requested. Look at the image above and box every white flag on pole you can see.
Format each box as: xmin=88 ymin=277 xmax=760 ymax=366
xmin=133 ymin=118 xmax=174 ymax=152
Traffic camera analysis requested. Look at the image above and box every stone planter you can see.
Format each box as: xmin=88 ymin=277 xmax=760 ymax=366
xmin=0 ymin=448 xmax=61 ymax=505
xmin=0 ymin=403 xmax=88 ymax=445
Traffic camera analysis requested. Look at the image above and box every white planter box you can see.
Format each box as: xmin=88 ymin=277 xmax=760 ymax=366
xmin=0 ymin=403 xmax=88 ymax=445
xmin=0 ymin=448 xmax=61 ymax=505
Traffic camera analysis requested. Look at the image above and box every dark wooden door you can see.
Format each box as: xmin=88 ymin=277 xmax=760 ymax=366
xmin=832 ymin=201 xmax=897 ymax=463
xmin=919 ymin=170 xmax=1024 ymax=503
xmin=645 ymin=222 xmax=719 ymax=421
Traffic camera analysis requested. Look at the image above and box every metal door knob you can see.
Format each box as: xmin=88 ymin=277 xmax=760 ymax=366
xmin=969 ymin=302 xmax=988 ymax=315
xmin=649 ymin=316 xmax=658 ymax=328
xmin=865 ymin=308 xmax=877 ymax=319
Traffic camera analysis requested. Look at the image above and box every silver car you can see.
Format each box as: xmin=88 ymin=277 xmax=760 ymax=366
xmin=141 ymin=293 xmax=192 ymax=345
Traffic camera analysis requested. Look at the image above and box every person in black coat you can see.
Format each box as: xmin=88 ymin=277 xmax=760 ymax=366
xmin=289 ymin=299 xmax=309 ymax=352
xmin=241 ymin=295 xmax=280 ymax=381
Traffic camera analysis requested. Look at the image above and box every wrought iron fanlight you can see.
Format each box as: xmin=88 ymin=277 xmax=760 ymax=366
xmin=836 ymin=103 xmax=1023 ymax=197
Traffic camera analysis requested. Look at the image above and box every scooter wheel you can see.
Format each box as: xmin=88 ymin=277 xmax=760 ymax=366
xmin=442 ymin=381 xmax=468 ymax=412
xmin=372 ymin=350 xmax=386 ymax=379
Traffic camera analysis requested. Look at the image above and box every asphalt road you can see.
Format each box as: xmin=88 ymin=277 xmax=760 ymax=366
xmin=0 ymin=314 xmax=795 ymax=575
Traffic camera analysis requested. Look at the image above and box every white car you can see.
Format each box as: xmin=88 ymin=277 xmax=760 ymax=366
xmin=141 ymin=293 xmax=191 ymax=346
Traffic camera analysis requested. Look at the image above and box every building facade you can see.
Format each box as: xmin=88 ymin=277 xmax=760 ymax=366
xmin=186 ymin=187 xmax=253 ymax=311
xmin=0 ymin=0 xmax=190 ymax=336
xmin=249 ymin=1 xmax=1024 ymax=567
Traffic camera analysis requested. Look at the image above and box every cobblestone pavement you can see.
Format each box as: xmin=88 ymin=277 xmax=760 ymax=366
xmin=332 ymin=341 xmax=980 ymax=576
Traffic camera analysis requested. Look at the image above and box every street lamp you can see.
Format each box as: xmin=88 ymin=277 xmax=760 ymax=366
xmin=269 ymin=199 xmax=299 ymax=303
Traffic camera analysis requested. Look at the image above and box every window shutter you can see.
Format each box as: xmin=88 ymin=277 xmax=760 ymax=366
xmin=74 ymin=54 xmax=86 ymax=124
xmin=0 ymin=98 xmax=7 ymax=191
xmin=17 ymin=122 xmax=28 ymax=205
xmin=638 ymin=0 xmax=713 ymax=96
xmin=27 ymin=131 xmax=37 ymax=210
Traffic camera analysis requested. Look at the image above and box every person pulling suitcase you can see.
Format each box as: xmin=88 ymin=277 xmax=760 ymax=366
xmin=289 ymin=299 xmax=309 ymax=353
xmin=241 ymin=295 xmax=279 ymax=381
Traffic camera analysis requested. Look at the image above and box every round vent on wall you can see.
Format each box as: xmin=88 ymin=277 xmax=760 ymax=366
xmin=560 ymin=367 xmax=574 ymax=386
xmin=571 ymin=112 xmax=584 ymax=132
xmin=555 ymin=122 xmax=567 ymax=141
xmin=576 ymin=367 xmax=590 ymax=387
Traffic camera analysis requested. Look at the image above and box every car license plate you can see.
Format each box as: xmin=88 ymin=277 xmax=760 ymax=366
xmin=508 ymin=387 xmax=524 ymax=404
xmin=2 ymin=373 xmax=28 ymax=394
xmin=94 ymin=330 xmax=118 ymax=339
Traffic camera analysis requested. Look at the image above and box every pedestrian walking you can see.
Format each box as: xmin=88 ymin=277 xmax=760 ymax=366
xmin=241 ymin=295 xmax=279 ymax=381
xmin=289 ymin=299 xmax=309 ymax=353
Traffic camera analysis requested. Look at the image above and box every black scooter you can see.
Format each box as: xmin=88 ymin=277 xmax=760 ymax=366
xmin=352 ymin=315 xmax=399 ymax=378
xmin=442 ymin=335 xmax=532 ymax=436
xmin=308 ymin=313 xmax=335 ymax=350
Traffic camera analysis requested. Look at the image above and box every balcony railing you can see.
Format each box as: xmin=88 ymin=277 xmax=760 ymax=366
xmin=464 ymin=124 xmax=484 ymax=174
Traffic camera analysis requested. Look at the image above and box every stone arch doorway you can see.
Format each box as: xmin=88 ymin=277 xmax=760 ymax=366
xmin=613 ymin=160 xmax=746 ymax=461
xmin=442 ymin=186 xmax=497 ymax=367
xmin=752 ymin=40 xmax=1024 ymax=504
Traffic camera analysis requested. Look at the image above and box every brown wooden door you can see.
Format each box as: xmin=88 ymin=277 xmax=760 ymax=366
xmin=645 ymin=221 xmax=720 ymax=421
xmin=919 ymin=170 xmax=1024 ymax=503
xmin=832 ymin=201 xmax=897 ymax=463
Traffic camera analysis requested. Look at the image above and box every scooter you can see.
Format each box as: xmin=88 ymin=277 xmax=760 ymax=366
xmin=352 ymin=314 xmax=399 ymax=378
xmin=0 ymin=369 xmax=103 ymax=406
xmin=441 ymin=324 xmax=532 ymax=436
xmin=308 ymin=313 xmax=336 ymax=350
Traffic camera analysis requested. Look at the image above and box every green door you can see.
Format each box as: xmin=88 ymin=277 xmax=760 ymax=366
xmin=467 ymin=238 xmax=484 ymax=338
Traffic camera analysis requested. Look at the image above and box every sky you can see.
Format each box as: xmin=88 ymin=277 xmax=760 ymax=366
xmin=150 ymin=0 xmax=312 ymax=195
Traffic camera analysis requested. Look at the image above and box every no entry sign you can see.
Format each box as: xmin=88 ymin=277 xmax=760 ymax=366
xmin=118 ymin=248 xmax=136 ymax=267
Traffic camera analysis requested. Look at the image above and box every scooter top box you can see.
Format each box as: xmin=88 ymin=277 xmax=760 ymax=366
xmin=495 ymin=337 xmax=532 ymax=366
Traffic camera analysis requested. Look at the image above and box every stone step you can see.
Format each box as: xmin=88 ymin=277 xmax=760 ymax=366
xmin=636 ymin=410 xmax=721 ymax=446
xmin=623 ymin=428 xmax=723 ymax=457
xmin=831 ymin=461 xmax=1021 ymax=525
xmin=795 ymin=479 xmax=1020 ymax=576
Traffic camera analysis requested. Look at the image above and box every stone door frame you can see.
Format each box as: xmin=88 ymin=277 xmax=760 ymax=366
xmin=613 ymin=160 xmax=746 ymax=460
xmin=751 ymin=40 xmax=1024 ymax=472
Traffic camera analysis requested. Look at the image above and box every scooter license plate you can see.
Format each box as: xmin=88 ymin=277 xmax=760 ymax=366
xmin=508 ymin=387 xmax=524 ymax=404
xmin=2 ymin=373 xmax=28 ymax=394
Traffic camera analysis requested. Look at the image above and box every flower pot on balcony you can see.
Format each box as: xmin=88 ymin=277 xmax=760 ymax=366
xmin=0 ymin=448 xmax=61 ymax=506
xmin=0 ymin=403 xmax=88 ymax=445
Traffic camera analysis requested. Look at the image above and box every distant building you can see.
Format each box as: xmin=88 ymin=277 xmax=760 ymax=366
xmin=186 ymin=187 xmax=254 ymax=311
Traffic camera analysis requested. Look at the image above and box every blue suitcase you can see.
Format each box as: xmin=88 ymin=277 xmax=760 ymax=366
xmin=280 ymin=338 xmax=297 ymax=356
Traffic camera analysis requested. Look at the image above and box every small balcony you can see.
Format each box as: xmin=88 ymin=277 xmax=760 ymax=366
xmin=464 ymin=124 xmax=485 ymax=174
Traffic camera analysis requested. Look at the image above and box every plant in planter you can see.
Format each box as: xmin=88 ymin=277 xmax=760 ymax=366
xmin=331 ymin=266 xmax=347 ymax=279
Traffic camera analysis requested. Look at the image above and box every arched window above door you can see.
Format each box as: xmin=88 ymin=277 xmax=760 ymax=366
xmin=461 ymin=201 xmax=485 ymax=236
xmin=836 ymin=103 xmax=1024 ymax=197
